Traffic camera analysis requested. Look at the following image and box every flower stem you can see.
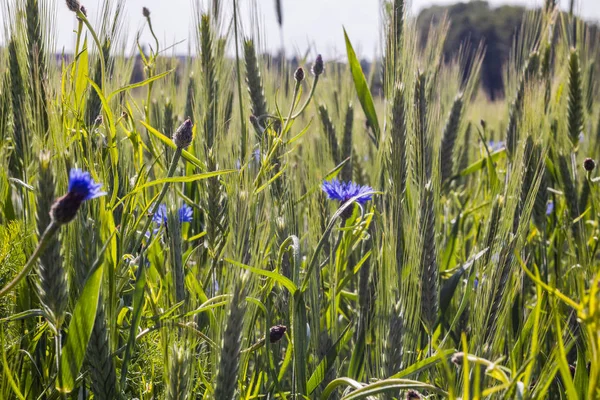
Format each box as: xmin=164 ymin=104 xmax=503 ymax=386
xmin=0 ymin=222 xmax=59 ymax=298
xmin=291 ymin=76 xmax=319 ymax=119
xmin=130 ymin=147 xmax=183 ymax=255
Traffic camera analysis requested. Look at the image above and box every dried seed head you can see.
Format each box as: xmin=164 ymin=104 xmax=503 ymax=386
xmin=450 ymin=353 xmax=463 ymax=366
xmin=269 ymin=325 xmax=287 ymax=343
xmin=583 ymin=158 xmax=595 ymax=172
xmin=142 ymin=7 xmax=150 ymax=17
xmin=65 ymin=0 xmax=81 ymax=12
xmin=406 ymin=390 xmax=421 ymax=399
xmin=294 ymin=67 xmax=305 ymax=83
xmin=312 ymin=54 xmax=324 ymax=76
xmin=173 ymin=118 xmax=194 ymax=149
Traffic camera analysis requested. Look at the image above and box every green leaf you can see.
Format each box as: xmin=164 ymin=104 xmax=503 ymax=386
xmin=458 ymin=148 xmax=506 ymax=177
xmin=344 ymin=28 xmax=380 ymax=147
xmin=340 ymin=379 xmax=447 ymax=399
xmin=74 ymin=42 xmax=88 ymax=108
xmin=115 ymin=170 xmax=237 ymax=207
xmin=120 ymin=260 xmax=147 ymax=387
xmin=308 ymin=322 xmax=354 ymax=394
xmin=58 ymin=264 xmax=104 ymax=393
xmin=440 ymin=248 xmax=488 ymax=314
xmin=390 ymin=349 xmax=455 ymax=379
xmin=108 ymin=69 xmax=174 ymax=101
xmin=225 ymin=258 xmax=297 ymax=294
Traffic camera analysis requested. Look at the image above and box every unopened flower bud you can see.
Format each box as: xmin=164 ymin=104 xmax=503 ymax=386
xmin=312 ymin=54 xmax=324 ymax=76
xmin=79 ymin=5 xmax=87 ymax=17
xmin=269 ymin=325 xmax=287 ymax=343
xmin=65 ymin=0 xmax=81 ymax=12
xmin=294 ymin=67 xmax=305 ymax=83
xmin=583 ymin=158 xmax=595 ymax=172
xmin=142 ymin=7 xmax=150 ymax=18
xmin=173 ymin=119 xmax=194 ymax=149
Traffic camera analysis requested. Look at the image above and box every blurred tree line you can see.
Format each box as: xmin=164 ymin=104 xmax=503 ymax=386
xmin=417 ymin=1 xmax=527 ymax=100
xmin=417 ymin=0 xmax=597 ymax=100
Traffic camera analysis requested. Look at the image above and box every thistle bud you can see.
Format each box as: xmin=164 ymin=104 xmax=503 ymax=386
xmin=50 ymin=192 xmax=86 ymax=225
xmin=65 ymin=0 xmax=81 ymax=12
xmin=583 ymin=157 xmax=595 ymax=172
xmin=269 ymin=325 xmax=287 ymax=343
xmin=294 ymin=67 xmax=305 ymax=83
xmin=173 ymin=119 xmax=194 ymax=149
xmin=312 ymin=54 xmax=324 ymax=76
xmin=142 ymin=7 xmax=150 ymax=18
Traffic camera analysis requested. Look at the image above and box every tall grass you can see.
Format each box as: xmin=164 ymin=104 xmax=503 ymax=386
xmin=0 ymin=0 xmax=599 ymax=398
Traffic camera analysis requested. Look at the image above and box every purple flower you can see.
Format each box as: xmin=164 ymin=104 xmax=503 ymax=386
xmin=322 ymin=179 xmax=373 ymax=205
xmin=50 ymin=169 xmax=106 ymax=225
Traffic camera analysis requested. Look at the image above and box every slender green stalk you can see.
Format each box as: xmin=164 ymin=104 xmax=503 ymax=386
xmin=0 ymin=222 xmax=59 ymax=298
xmin=130 ymin=147 xmax=183 ymax=255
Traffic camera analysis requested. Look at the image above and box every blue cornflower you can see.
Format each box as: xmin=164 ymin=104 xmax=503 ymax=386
xmin=179 ymin=204 xmax=193 ymax=223
xmin=68 ymin=168 xmax=107 ymax=200
xmin=322 ymin=179 xmax=373 ymax=205
xmin=146 ymin=203 xmax=193 ymax=238
xmin=152 ymin=203 xmax=193 ymax=226
xmin=487 ymin=140 xmax=505 ymax=152
xmin=50 ymin=168 xmax=106 ymax=225
xmin=152 ymin=204 xmax=168 ymax=225
xmin=546 ymin=201 xmax=554 ymax=216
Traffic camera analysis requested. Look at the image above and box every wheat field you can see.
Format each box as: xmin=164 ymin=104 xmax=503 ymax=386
xmin=0 ymin=0 xmax=599 ymax=398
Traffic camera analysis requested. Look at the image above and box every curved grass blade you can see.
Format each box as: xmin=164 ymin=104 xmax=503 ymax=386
xmin=344 ymin=28 xmax=380 ymax=147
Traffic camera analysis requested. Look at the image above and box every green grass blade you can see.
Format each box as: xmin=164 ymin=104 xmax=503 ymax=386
xmin=58 ymin=264 xmax=104 ymax=393
xmin=344 ymin=28 xmax=380 ymax=147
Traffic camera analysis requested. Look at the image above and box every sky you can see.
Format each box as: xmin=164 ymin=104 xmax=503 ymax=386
xmin=5 ymin=0 xmax=600 ymax=59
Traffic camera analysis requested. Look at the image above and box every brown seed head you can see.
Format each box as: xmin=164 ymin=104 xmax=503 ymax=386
xmin=406 ymin=390 xmax=421 ymax=400
xmin=451 ymin=353 xmax=463 ymax=366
